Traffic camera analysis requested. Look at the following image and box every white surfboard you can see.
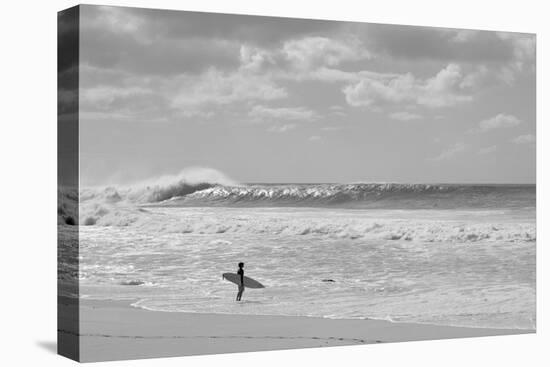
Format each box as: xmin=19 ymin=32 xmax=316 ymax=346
xmin=222 ymin=273 xmax=265 ymax=288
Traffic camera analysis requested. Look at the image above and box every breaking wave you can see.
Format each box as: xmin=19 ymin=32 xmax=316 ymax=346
xmin=60 ymin=168 xmax=234 ymax=225
xmin=58 ymin=167 xmax=535 ymax=237
xmin=167 ymin=183 xmax=535 ymax=209
xmin=81 ymin=167 xmax=235 ymax=204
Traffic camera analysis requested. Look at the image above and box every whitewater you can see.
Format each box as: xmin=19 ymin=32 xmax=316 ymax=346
xmin=58 ymin=170 xmax=536 ymax=330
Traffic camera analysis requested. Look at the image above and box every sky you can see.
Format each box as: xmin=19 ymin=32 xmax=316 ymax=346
xmin=74 ymin=5 xmax=536 ymax=185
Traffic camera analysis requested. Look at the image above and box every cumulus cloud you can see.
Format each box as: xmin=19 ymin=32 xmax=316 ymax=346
xmin=239 ymin=45 xmax=278 ymax=73
xmin=420 ymin=64 xmax=474 ymax=107
xmin=428 ymin=142 xmax=467 ymax=161
xmin=238 ymin=36 xmax=370 ymax=83
xmin=458 ymin=65 xmax=490 ymax=89
xmin=80 ymin=63 xmax=289 ymax=120
xmin=282 ymin=36 xmax=371 ymax=69
xmin=249 ymin=105 xmax=319 ymax=121
xmin=170 ymin=36 xmax=389 ymax=121
xmin=477 ymin=113 xmax=522 ymax=132
xmin=343 ymin=73 xmax=414 ymax=107
xmin=78 ymin=6 xmax=534 ymax=134
xmin=512 ymin=134 xmax=535 ymax=144
xmin=83 ymin=35 xmax=370 ymax=121
xmin=171 ymin=69 xmax=287 ymax=110
xmin=343 ymin=64 xmax=473 ymax=109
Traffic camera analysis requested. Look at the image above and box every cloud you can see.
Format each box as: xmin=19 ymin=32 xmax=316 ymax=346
xmin=85 ymin=6 xmax=145 ymax=35
xmin=249 ymin=105 xmax=319 ymax=121
xmin=512 ymin=134 xmax=535 ymax=144
xmin=282 ymin=36 xmax=371 ymax=69
xmin=343 ymin=64 xmax=473 ymax=109
xmin=420 ymin=64 xmax=474 ymax=107
xmin=458 ymin=65 xmax=490 ymax=89
xmin=239 ymin=45 xmax=278 ymax=73
xmin=238 ymin=36 xmax=370 ymax=83
xmin=428 ymin=142 xmax=467 ymax=161
xmin=81 ymin=85 xmax=152 ymax=105
xmin=357 ymin=25 xmax=535 ymax=89
xmin=303 ymin=67 xmax=358 ymax=83
xmin=477 ymin=113 xmax=522 ymax=132
xmin=171 ymin=69 xmax=287 ymax=110
xmin=80 ymin=63 xmax=288 ymax=121
xmin=83 ymin=5 xmax=342 ymax=48
xmin=78 ymin=6 xmax=534 ymax=129
xmin=364 ymin=25 xmax=534 ymax=67
xmin=79 ymin=68 xmax=169 ymax=119
xmin=308 ymin=135 xmax=322 ymax=141
xmin=489 ymin=34 xmax=535 ymax=85
xmin=81 ymin=7 xmax=242 ymax=75
xmin=84 ymin=7 xmax=534 ymax=80
xmin=164 ymin=36 xmax=369 ymax=117
xmin=388 ymin=111 xmax=422 ymax=121
xmin=478 ymin=145 xmax=497 ymax=155
xmin=343 ymin=73 xmax=415 ymax=107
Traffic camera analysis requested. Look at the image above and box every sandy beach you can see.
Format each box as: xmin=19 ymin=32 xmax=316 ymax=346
xmin=57 ymin=298 xmax=533 ymax=362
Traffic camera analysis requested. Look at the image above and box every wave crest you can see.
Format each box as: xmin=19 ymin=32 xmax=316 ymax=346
xmin=163 ymin=183 xmax=534 ymax=209
xmin=78 ymin=168 xmax=235 ymax=224
xmin=66 ymin=169 xmax=534 ymax=227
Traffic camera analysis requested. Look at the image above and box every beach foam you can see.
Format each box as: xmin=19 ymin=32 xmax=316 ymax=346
xmin=78 ymin=206 xmax=535 ymax=330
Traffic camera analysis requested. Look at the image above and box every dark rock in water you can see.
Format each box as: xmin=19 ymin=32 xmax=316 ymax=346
xmin=83 ymin=216 xmax=97 ymax=226
xmin=120 ymin=280 xmax=145 ymax=286
xmin=322 ymin=279 xmax=335 ymax=282
xmin=65 ymin=216 xmax=76 ymax=225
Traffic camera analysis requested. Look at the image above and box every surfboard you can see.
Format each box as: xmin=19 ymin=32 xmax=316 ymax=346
xmin=222 ymin=273 xmax=265 ymax=289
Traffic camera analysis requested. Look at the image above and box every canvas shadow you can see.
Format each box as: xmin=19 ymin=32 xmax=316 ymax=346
xmin=36 ymin=340 xmax=57 ymax=354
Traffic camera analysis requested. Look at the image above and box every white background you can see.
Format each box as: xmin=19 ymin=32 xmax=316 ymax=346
xmin=0 ymin=0 xmax=547 ymax=365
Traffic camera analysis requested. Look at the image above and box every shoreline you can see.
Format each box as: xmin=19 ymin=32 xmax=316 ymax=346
xmin=61 ymin=298 xmax=534 ymax=362
xmin=128 ymin=300 xmax=534 ymax=332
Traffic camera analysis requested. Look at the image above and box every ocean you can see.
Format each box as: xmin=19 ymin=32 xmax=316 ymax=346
xmin=59 ymin=180 xmax=536 ymax=330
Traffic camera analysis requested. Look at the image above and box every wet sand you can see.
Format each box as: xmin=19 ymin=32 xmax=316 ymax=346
xmin=55 ymin=298 xmax=535 ymax=362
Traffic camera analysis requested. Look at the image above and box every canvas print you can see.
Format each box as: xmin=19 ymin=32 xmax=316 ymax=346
xmin=58 ymin=5 xmax=536 ymax=362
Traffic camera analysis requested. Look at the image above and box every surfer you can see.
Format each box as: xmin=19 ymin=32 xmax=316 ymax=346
xmin=222 ymin=265 xmax=264 ymax=298
xmin=236 ymin=262 xmax=245 ymax=301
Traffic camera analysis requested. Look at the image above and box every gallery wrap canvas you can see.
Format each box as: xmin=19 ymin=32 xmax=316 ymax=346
xmin=57 ymin=4 xmax=536 ymax=362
